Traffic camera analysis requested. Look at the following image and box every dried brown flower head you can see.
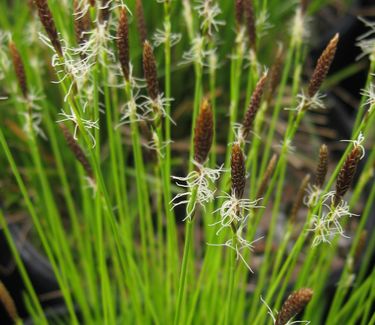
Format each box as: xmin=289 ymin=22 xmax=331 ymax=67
xmin=60 ymin=124 xmax=93 ymax=178
xmin=143 ymin=40 xmax=159 ymax=101
xmin=267 ymin=44 xmax=283 ymax=102
xmin=0 ymin=281 xmax=19 ymax=323
xmin=307 ymin=33 xmax=339 ymax=98
xmin=314 ymin=144 xmax=328 ymax=188
xmin=34 ymin=0 xmax=63 ymax=56
xmin=231 ymin=144 xmax=246 ymax=199
xmin=301 ymin=0 xmax=310 ymax=15
xmin=89 ymin=0 xmax=95 ymax=6
xmin=243 ymin=0 xmax=256 ymax=50
xmin=99 ymin=0 xmax=111 ymax=24
xmin=290 ymin=174 xmax=310 ymax=223
xmin=73 ymin=0 xmax=91 ymax=48
xmin=194 ymin=99 xmax=213 ymax=165
xmin=257 ymin=154 xmax=277 ymax=198
xmin=136 ymin=0 xmax=148 ymax=44
xmin=9 ymin=42 xmax=28 ymax=98
xmin=275 ymin=288 xmax=313 ymax=325
xmin=241 ymin=73 xmax=268 ymax=140
xmin=334 ymin=146 xmax=361 ymax=206
xmin=117 ymin=8 xmax=130 ymax=81
xmin=235 ymin=0 xmax=244 ymax=28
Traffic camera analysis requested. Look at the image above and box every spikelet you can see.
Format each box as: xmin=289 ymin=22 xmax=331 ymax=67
xmin=60 ymin=124 xmax=93 ymax=178
xmin=34 ymin=0 xmax=63 ymax=56
xmin=241 ymin=73 xmax=268 ymax=140
xmin=235 ymin=0 xmax=243 ymax=28
xmin=136 ymin=0 xmax=148 ymax=44
xmin=307 ymin=34 xmax=339 ymax=98
xmin=243 ymin=0 xmax=256 ymax=50
xmin=99 ymin=0 xmax=111 ymax=24
xmin=231 ymin=144 xmax=246 ymax=199
xmin=334 ymin=146 xmax=361 ymax=206
xmin=0 ymin=281 xmax=19 ymax=323
xmin=301 ymin=0 xmax=310 ymax=15
xmin=275 ymin=288 xmax=313 ymax=325
xmin=290 ymin=174 xmax=310 ymax=223
xmin=9 ymin=42 xmax=28 ymax=98
xmin=257 ymin=154 xmax=277 ymax=198
xmin=194 ymin=99 xmax=213 ymax=165
xmin=267 ymin=45 xmax=283 ymax=102
xmin=89 ymin=0 xmax=95 ymax=6
xmin=314 ymin=144 xmax=328 ymax=188
xmin=143 ymin=40 xmax=159 ymax=102
xmin=73 ymin=0 xmax=91 ymax=47
xmin=117 ymin=8 xmax=130 ymax=81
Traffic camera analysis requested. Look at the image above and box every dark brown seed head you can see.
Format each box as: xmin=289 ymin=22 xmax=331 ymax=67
xmin=275 ymin=288 xmax=313 ymax=325
xmin=334 ymin=146 xmax=361 ymax=206
xmin=117 ymin=8 xmax=130 ymax=81
xmin=89 ymin=0 xmax=95 ymax=6
xmin=241 ymin=73 xmax=268 ymax=140
xmin=314 ymin=144 xmax=328 ymax=188
xmin=99 ymin=0 xmax=111 ymax=24
xmin=267 ymin=44 xmax=283 ymax=102
xmin=194 ymin=99 xmax=213 ymax=165
xmin=235 ymin=0 xmax=243 ymax=28
xmin=59 ymin=124 xmax=93 ymax=178
xmin=301 ymin=0 xmax=310 ymax=15
xmin=0 ymin=281 xmax=19 ymax=322
xmin=9 ymin=42 xmax=28 ymax=98
xmin=290 ymin=174 xmax=310 ymax=223
xmin=307 ymin=33 xmax=339 ymax=98
xmin=243 ymin=0 xmax=256 ymax=51
xmin=73 ymin=0 xmax=91 ymax=48
xmin=257 ymin=154 xmax=277 ymax=199
xmin=136 ymin=0 xmax=147 ymax=44
xmin=34 ymin=0 xmax=63 ymax=56
xmin=143 ymin=40 xmax=159 ymax=101
xmin=231 ymin=144 xmax=246 ymax=199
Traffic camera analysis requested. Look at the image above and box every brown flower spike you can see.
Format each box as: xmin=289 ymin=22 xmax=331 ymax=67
xmin=267 ymin=44 xmax=283 ymax=102
xmin=194 ymin=99 xmax=213 ymax=165
xmin=290 ymin=174 xmax=310 ymax=223
xmin=136 ymin=0 xmax=148 ymax=44
xmin=275 ymin=288 xmax=313 ymax=325
xmin=235 ymin=0 xmax=243 ymax=28
xmin=241 ymin=73 xmax=268 ymax=140
xmin=99 ymin=0 xmax=111 ymax=24
xmin=243 ymin=0 xmax=256 ymax=51
xmin=9 ymin=42 xmax=28 ymax=98
xmin=314 ymin=144 xmax=328 ymax=188
xmin=0 ymin=281 xmax=19 ymax=323
xmin=60 ymin=124 xmax=93 ymax=178
xmin=73 ymin=0 xmax=91 ymax=48
xmin=143 ymin=40 xmax=159 ymax=102
xmin=334 ymin=146 xmax=362 ymax=206
xmin=117 ymin=8 xmax=130 ymax=81
xmin=257 ymin=154 xmax=277 ymax=199
xmin=231 ymin=144 xmax=246 ymax=199
xmin=307 ymin=33 xmax=339 ymax=98
xmin=34 ymin=0 xmax=62 ymax=56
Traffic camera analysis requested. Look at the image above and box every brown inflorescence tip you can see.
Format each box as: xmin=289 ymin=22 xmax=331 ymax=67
xmin=143 ymin=40 xmax=159 ymax=101
xmin=0 ymin=281 xmax=19 ymax=323
xmin=34 ymin=0 xmax=63 ymax=56
xmin=117 ymin=8 xmax=130 ymax=81
xmin=301 ymin=0 xmax=310 ymax=15
xmin=267 ymin=44 xmax=283 ymax=102
xmin=314 ymin=144 xmax=328 ymax=188
xmin=9 ymin=42 xmax=28 ymax=98
xmin=334 ymin=146 xmax=361 ymax=206
xmin=290 ymin=174 xmax=311 ymax=223
xmin=307 ymin=33 xmax=339 ymax=98
xmin=257 ymin=154 xmax=277 ymax=199
xmin=136 ymin=0 xmax=148 ymax=45
xmin=235 ymin=0 xmax=243 ymax=28
xmin=73 ymin=0 xmax=91 ymax=48
xmin=60 ymin=124 xmax=93 ymax=178
xmin=89 ymin=0 xmax=95 ymax=6
xmin=243 ymin=0 xmax=256 ymax=51
xmin=194 ymin=99 xmax=213 ymax=165
xmin=231 ymin=144 xmax=246 ymax=199
xmin=275 ymin=288 xmax=313 ymax=325
xmin=241 ymin=73 xmax=268 ymax=140
xmin=99 ymin=0 xmax=111 ymax=24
